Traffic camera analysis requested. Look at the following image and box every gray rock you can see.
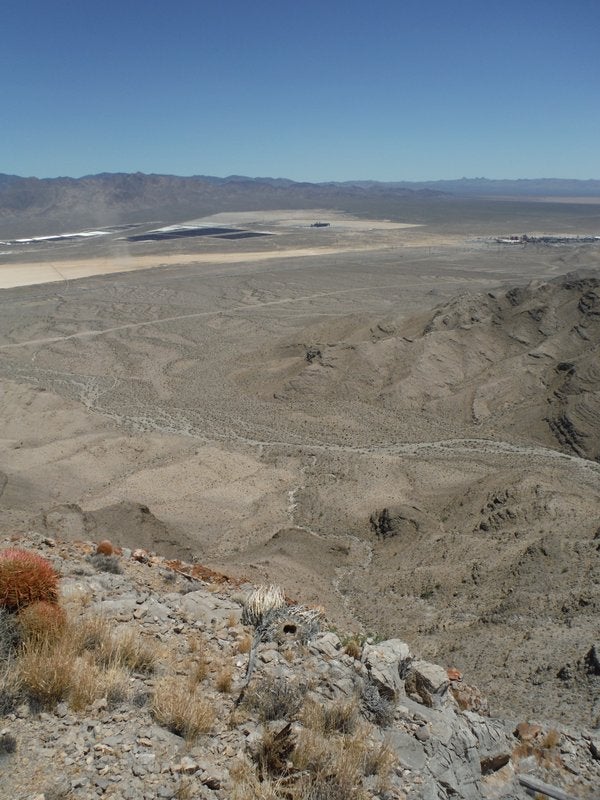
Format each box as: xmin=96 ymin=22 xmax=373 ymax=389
xmin=309 ymin=632 xmax=342 ymax=658
xmin=463 ymin=711 xmax=513 ymax=772
xmin=405 ymin=660 xmax=450 ymax=708
xmin=362 ymin=638 xmax=411 ymax=697
xmin=386 ymin=729 xmax=427 ymax=770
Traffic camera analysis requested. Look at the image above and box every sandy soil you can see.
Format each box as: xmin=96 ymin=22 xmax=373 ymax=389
xmin=0 ymin=202 xmax=599 ymax=726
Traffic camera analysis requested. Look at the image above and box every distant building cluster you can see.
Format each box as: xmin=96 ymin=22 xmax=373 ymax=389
xmin=495 ymin=234 xmax=600 ymax=245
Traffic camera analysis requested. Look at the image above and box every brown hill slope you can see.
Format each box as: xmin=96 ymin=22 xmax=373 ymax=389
xmin=240 ymin=272 xmax=600 ymax=461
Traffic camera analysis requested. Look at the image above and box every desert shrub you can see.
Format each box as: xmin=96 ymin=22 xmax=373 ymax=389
xmin=255 ymin=723 xmax=295 ymax=779
xmin=243 ymin=675 xmax=305 ymax=722
xmin=17 ymin=601 xmax=66 ymax=643
xmin=302 ymin=699 xmax=358 ymax=735
xmin=73 ymin=618 xmax=155 ymax=673
xmin=152 ymin=676 xmax=215 ymax=740
xmin=360 ymin=680 xmax=395 ymax=727
xmin=87 ymin=554 xmax=122 ymax=574
xmin=0 ymin=549 xmax=59 ymax=611
xmin=0 ymin=731 xmax=17 ymax=755
xmin=216 ymin=665 xmax=234 ymax=693
xmin=343 ymin=638 xmax=362 ymax=660
xmin=0 ymin=608 xmax=22 ymax=661
xmin=17 ymin=636 xmax=74 ymax=708
xmin=0 ymin=665 xmax=22 ymax=716
xmin=69 ymin=656 xmax=130 ymax=711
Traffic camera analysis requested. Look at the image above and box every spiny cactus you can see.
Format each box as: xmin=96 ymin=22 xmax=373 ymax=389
xmin=17 ymin=600 xmax=66 ymax=642
xmin=0 ymin=548 xmax=59 ymax=611
xmin=241 ymin=585 xmax=285 ymax=628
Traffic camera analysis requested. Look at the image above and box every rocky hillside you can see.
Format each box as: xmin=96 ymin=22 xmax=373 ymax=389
xmin=242 ymin=272 xmax=600 ymax=461
xmin=1 ymin=532 xmax=599 ymax=800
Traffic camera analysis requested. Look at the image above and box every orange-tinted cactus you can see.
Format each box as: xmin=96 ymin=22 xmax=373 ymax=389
xmin=0 ymin=548 xmax=59 ymax=610
xmin=18 ymin=600 xmax=66 ymax=641
xmin=96 ymin=540 xmax=114 ymax=556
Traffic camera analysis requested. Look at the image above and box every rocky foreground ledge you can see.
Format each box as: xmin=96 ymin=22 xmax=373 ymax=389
xmin=1 ymin=533 xmax=599 ymax=800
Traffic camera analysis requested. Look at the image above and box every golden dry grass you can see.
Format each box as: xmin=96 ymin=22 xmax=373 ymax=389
xmin=343 ymin=638 xmax=362 ymax=660
xmin=301 ymin=698 xmax=358 ymax=735
xmin=69 ymin=655 xmax=130 ymax=711
xmin=292 ymin=725 xmax=393 ymax=799
xmin=151 ymin=676 xmax=215 ymax=740
xmin=17 ymin=636 xmax=75 ymax=707
xmin=230 ymin=759 xmax=288 ymax=800
xmin=237 ymin=633 xmax=252 ymax=654
xmin=216 ymin=665 xmax=234 ymax=693
xmin=11 ymin=612 xmax=151 ymax=711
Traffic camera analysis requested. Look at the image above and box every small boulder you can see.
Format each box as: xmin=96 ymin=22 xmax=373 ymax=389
xmin=404 ymin=660 xmax=450 ymax=708
xmin=362 ymin=638 xmax=411 ymax=698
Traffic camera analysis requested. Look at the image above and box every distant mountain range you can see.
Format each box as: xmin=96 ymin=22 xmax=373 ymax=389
xmin=1 ymin=172 xmax=599 ymax=237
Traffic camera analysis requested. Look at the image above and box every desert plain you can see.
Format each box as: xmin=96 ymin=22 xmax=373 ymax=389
xmin=1 ymin=197 xmax=599 ymax=727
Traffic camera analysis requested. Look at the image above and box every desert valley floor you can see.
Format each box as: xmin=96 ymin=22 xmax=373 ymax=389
xmin=1 ymin=202 xmax=599 ymax=727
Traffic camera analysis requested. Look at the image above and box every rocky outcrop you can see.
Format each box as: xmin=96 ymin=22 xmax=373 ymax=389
xmin=1 ymin=531 xmax=599 ymax=799
xmin=370 ymin=504 xmax=441 ymax=540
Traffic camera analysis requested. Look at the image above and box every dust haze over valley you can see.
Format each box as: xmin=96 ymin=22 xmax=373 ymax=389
xmin=1 ymin=177 xmax=600 ymax=727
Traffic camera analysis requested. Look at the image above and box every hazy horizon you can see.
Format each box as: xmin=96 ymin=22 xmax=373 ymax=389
xmin=4 ymin=171 xmax=600 ymax=184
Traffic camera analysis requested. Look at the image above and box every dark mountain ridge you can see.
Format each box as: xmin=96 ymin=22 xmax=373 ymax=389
xmin=1 ymin=172 xmax=599 ymax=238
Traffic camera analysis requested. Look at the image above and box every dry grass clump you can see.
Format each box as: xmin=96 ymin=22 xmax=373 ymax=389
xmin=256 ymin=723 xmax=295 ymax=780
xmin=216 ymin=664 xmax=234 ymax=693
xmin=231 ymin=758 xmax=288 ymax=800
xmin=188 ymin=655 xmax=210 ymax=685
xmin=301 ymin=698 xmax=358 ymax=735
xmin=0 ymin=663 xmax=22 ymax=715
xmin=343 ymin=638 xmax=362 ymax=661
xmin=106 ymin=628 xmax=156 ymax=673
xmin=17 ymin=636 xmax=75 ymax=708
xmin=72 ymin=617 xmax=156 ymax=673
xmin=542 ymin=728 xmax=561 ymax=749
xmin=0 ymin=607 xmax=22 ymax=661
xmin=9 ymin=612 xmax=155 ymax=711
xmin=151 ymin=676 xmax=215 ymax=740
xmin=292 ymin=727 xmax=392 ymax=799
xmin=69 ymin=656 xmax=130 ymax=711
xmin=237 ymin=632 xmax=253 ymax=654
xmin=242 ymin=675 xmax=306 ymax=722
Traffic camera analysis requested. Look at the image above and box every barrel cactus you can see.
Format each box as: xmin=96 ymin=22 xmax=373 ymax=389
xmin=0 ymin=548 xmax=59 ymax=611
xmin=18 ymin=600 xmax=66 ymax=642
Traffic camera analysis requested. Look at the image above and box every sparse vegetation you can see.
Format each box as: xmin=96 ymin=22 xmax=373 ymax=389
xmin=242 ymin=675 xmax=306 ymax=722
xmin=302 ymin=698 xmax=358 ymax=735
xmin=237 ymin=632 xmax=253 ymax=654
xmin=0 ymin=731 xmax=17 ymax=755
xmin=151 ymin=676 xmax=215 ymax=740
xmin=17 ymin=600 xmax=66 ymax=643
xmin=87 ymin=553 xmax=123 ymax=574
xmin=17 ymin=635 xmax=74 ymax=708
xmin=0 ymin=608 xmax=22 ymax=661
xmin=216 ymin=664 xmax=234 ymax=693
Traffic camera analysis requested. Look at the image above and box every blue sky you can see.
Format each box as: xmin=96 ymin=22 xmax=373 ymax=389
xmin=2 ymin=0 xmax=599 ymax=181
